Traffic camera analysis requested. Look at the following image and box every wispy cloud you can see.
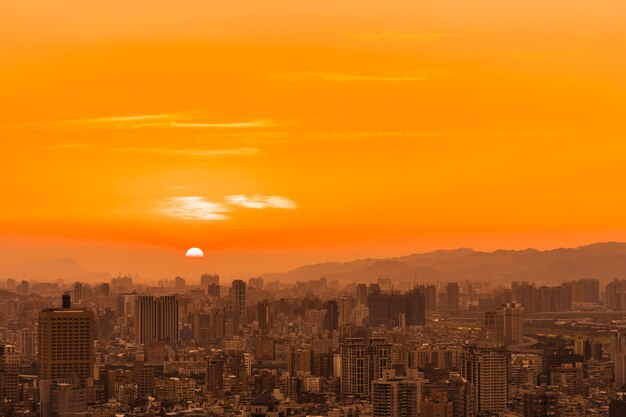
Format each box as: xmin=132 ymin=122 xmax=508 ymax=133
xmin=115 ymin=147 xmax=260 ymax=158
xmin=225 ymin=195 xmax=297 ymax=209
xmin=82 ymin=114 xmax=170 ymax=123
xmin=169 ymin=121 xmax=273 ymax=128
xmin=9 ymin=114 xmax=275 ymax=130
xmin=157 ymin=194 xmax=298 ymax=221
xmin=344 ymin=32 xmax=469 ymax=41
xmin=274 ymin=72 xmax=430 ymax=82
xmin=158 ymin=196 xmax=229 ymax=221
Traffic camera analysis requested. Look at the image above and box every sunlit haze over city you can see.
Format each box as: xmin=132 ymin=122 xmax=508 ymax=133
xmin=1 ymin=2 xmax=626 ymax=417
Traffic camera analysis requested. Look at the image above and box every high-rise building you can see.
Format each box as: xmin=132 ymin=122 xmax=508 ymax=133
xmin=340 ymin=337 xmax=392 ymax=398
xmin=0 ymin=344 xmax=19 ymax=402
xmin=324 ymin=300 xmax=339 ymax=331
xmin=135 ymin=295 xmax=179 ymax=345
xmin=372 ymin=369 xmax=424 ymax=417
xmin=257 ymin=300 xmax=271 ymax=334
xmin=73 ymin=282 xmax=84 ymax=304
xmin=136 ymin=296 xmax=157 ymax=345
xmin=201 ymin=273 xmax=220 ymax=286
xmin=495 ymin=303 xmax=524 ymax=345
xmin=174 ymin=276 xmax=186 ymax=289
xmin=570 ymin=278 xmax=600 ymax=303
xmin=208 ymin=283 xmax=221 ymax=298
xmin=192 ymin=312 xmax=211 ymax=346
xmin=338 ymin=297 xmax=356 ymax=326
xmin=367 ymin=290 xmax=426 ymax=327
xmin=512 ymin=282 xmax=573 ymax=313
xmin=38 ymin=299 xmax=95 ymax=385
xmin=134 ymin=362 xmax=155 ymax=400
xmin=207 ymin=356 xmax=225 ymax=396
xmin=423 ymin=285 xmax=437 ymax=312
xmin=610 ymin=331 xmax=626 ymax=386
xmin=356 ymin=284 xmax=368 ymax=306
xmin=231 ymin=280 xmax=247 ymax=318
xmin=157 ymin=295 xmax=179 ymax=342
xmin=16 ymin=328 xmax=36 ymax=360
xmin=96 ymin=282 xmax=110 ymax=297
xmin=446 ymin=283 xmax=460 ymax=313
xmin=460 ymin=344 xmax=509 ymax=415
xmin=606 ymin=279 xmax=626 ymax=311
xmin=249 ymin=276 xmax=264 ymax=289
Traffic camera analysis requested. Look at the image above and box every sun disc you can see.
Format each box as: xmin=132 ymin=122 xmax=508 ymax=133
xmin=185 ymin=247 xmax=204 ymax=259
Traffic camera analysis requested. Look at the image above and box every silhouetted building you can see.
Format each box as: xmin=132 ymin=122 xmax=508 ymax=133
xmin=258 ymin=300 xmax=271 ymax=334
xmin=324 ymin=300 xmax=339 ymax=331
xmin=446 ymin=283 xmax=460 ymax=313
xmin=356 ymin=283 xmax=369 ymax=306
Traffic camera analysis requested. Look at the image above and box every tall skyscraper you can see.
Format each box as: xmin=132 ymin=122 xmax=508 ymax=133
xmin=338 ymin=297 xmax=356 ymax=326
xmin=446 ymin=283 xmax=460 ymax=313
xmin=38 ymin=299 xmax=95 ymax=385
xmin=257 ymin=300 xmax=271 ymax=334
xmin=460 ymin=344 xmax=509 ymax=415
xmin=324 ymin=300 xmax=339 ymax=331
xmin=356 ymin=283 xmax=368 ymax=306
xmin=231 ymin=280 xmax=247 ymax=318
xmin=0 ymin=344 xmax=19 ymax=402
xmin=135 ymin=295 xmax=179 ymax=345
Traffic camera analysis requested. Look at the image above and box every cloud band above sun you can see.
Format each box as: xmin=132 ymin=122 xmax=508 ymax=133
xmin=225 ymin=195 xmax=297 ymax=209
xmin=157 ymin=194 xmax=297 ymax=221
xmin=158 ymin=196 xmax=230 ymax=221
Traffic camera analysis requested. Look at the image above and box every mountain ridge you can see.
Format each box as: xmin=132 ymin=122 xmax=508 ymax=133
xmin=263 ymin=242 xmax=626 ymax=285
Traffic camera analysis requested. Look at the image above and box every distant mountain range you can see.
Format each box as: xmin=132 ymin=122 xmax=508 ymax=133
xmin=3 ymin=242 xmax=626 ymax=286
xmin=0 ymin=257 xmax=109 ymax=282
xmin=264 ymin=242 xmax=626 ymax=285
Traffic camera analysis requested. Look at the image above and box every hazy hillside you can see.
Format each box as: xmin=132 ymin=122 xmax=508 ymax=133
xmin=264 ymin=242 xmax=626 ymax=285
xmin=0 ymin=257 xmax=109 ymax=282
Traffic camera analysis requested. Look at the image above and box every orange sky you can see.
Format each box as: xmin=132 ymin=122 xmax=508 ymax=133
xmin=1 ymin=1 xmax=626 ymax=281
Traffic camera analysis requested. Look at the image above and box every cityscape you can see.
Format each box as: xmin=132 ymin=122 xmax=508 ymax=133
xmin=1 ymin=254 xmax=626 ymax=416
xmin=2 ymin=1 xmax=626 ymax=417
